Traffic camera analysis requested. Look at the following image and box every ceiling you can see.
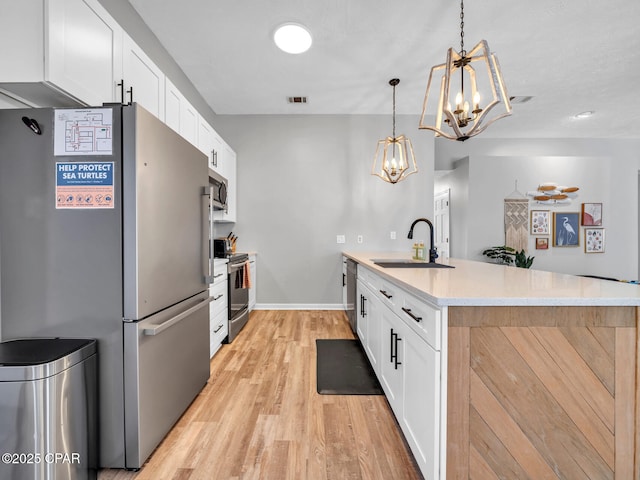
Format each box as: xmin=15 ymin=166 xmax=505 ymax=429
xmin=128 ymin=0 xmax=640 ymax=139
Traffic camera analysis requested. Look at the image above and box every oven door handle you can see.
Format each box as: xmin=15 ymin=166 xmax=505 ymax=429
xmin=228 ymin=260 xmax=248 ymax=274
xmin=143 ymin=297 xmax=213 ymax=336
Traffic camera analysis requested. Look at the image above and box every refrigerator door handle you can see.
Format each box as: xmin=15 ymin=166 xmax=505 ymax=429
xmin=202 ymin=186 xmax=214 ymax=284
xmin=143 ymin=297 xmax=213 ymax=336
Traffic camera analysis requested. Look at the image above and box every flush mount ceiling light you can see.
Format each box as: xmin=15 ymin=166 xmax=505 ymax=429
xmin=273 ymin=23 xmax=312 ymax=54
xmin=371 ymin=79 xmax=418 ymax=184
xmin=419 ymin=0 xmax=512 ymax=141
xmin=574 ymin=110 xmax=595 ymax=119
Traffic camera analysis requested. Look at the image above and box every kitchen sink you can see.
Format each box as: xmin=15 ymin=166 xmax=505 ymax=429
xmin=372 ymin=259 xmax=454 ymax=269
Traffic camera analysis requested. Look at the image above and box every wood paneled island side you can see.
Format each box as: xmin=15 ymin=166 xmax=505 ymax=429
xmin=343 ymin=253 xmax=640 ymax=480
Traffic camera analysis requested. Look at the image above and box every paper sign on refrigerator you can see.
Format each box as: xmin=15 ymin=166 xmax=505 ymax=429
xmin=55 ymin=161 xmax=115 ymax=209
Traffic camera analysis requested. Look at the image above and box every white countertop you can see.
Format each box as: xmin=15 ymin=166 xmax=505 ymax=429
xmin=344 ymin=252 xmax=640 ymax=307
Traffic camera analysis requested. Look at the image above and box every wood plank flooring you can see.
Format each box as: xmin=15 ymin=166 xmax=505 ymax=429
xmin=99 ymin=310 xmax=422 ymax=480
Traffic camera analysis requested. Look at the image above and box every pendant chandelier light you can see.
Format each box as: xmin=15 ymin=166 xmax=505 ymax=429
xmin=371 ymin=79 xmax=418 ymax=184
xmin=419 ymin=0 xmax=512 ymax=141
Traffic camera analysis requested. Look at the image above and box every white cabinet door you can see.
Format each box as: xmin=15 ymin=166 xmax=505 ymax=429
xmin=122 ymin=34 xmax=164 ymax=119
xmin=180 ymin=100 xmax=198 ymax=146
xmin=0 ymin=0 xmax=121 ymax=106
xmin=46 ymin=0 xmax=123 ymax=106
xmin=379 ymin=308 xmax=404 ymax=413
xmin=197 ymin=117 xmax=214 ymax=166
xmin=356 ymin=280 xmax=367 ymax=342
xmin=402 ymin=332 xmax=441 ymax=480
xmin=164 ymin=77 xmax=182 ymax=133
xmin=211 ymin=132 xmax=224 ymax=172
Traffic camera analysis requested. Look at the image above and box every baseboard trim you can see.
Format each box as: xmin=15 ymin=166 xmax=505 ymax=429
xmin=254 ymin=303 xmax=344 ymax=311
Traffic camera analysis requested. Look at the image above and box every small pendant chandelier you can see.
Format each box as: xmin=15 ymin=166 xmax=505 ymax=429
xmin=419 ymin=0 xmax=512 ymax=141
xmin=371 ymin=78 xmax=418 ymax=184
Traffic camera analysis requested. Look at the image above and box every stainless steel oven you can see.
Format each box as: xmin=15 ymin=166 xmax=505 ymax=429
xmin=227 ymin=253 xmax=250 ymax=342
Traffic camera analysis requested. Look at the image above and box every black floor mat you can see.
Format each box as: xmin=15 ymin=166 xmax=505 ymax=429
xmin=316 ymin=339 xmax=383 ymax=395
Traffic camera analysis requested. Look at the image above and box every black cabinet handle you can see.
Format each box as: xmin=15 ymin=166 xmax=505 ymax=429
xmin=390 ymin=328 xmax=396 ymax=363
xmin=402 ymin=307 xmax=423 ymax=323
xmin=379 ymin=289 xmax=393 ymax=299
xmin=395 ymin=335 xmax=402 ymax=370
xmin=362 ymin=296 xmax=367 ymax=316
xmin=117 ymin=79 xmax=125 ymax=105
xmin=390 ymin=329 xmax=402 ymax=369
xmin=126 ymin=86 xmax=133 ymax=105
xmin=343 ymin=273 xmax=346 ymax=287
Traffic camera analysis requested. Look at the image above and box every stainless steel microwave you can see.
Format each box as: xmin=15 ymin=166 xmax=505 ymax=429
xmin=208 ymin=169 xmax=228 ymax=211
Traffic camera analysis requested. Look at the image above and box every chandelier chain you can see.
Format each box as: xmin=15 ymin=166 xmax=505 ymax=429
xmin=459 ymin=0 xmax=466 ymax=56
xmin=392 ymin=83 xmax=396 ymax=139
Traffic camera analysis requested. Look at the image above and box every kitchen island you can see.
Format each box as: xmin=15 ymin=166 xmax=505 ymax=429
xmin=343 ymin=252 xmax=640 ymax=480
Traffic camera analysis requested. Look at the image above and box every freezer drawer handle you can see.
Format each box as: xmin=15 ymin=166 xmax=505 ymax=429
xmin=143 ymin=297 xmax=213 ymax=336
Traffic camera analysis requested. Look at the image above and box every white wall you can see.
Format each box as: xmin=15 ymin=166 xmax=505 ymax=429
xmin=214 ymin=114 xmax=435 ymax=307
xmin=435 ymin=138 xmax=640 ymax=280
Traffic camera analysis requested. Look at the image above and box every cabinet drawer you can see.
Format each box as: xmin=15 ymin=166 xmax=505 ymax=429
xmin=211 ymin=310 xmax=228 ymax=342
xmin=357 ymin=265 xmax=377 ymax=291
xmin=209 ymin=280 xmax=228 ymax=318
xmin=377 ymin=278 xmax=399 ymax=310
xmin=211 ymin=271 xmax=227 ymax=286
xmin=399 ymin=291 xmax=441 ymax=351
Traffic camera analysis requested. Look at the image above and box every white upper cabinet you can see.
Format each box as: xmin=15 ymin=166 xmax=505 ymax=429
xmin=197 ymin=116 xmax=214 ymax=163
xmin=180 ymin=99 xmax=198 ymax=146
xmin=165 ymin=77 xmax=198 ymax=145
xmin=164 ymin=78 xmax=182 ymax=133
xmin=0 ymin=0 xmax=122 ymax=107
xmin=122 ymin=34 xmax=164 ymax=119
xmin=47 ymin=0 xmax=123 ymax=106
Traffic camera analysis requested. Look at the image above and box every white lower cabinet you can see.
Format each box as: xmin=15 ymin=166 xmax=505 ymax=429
xmin=357 ymin=265 xmax=442 ymax=479
xmin=379 ymin=306 xmax=404 ymax=412
xmin=209 ymin=273 xmax=228 ymax=358
xmin=356 ymin=278 xmax=382 ymax=374
xmin=401 ymin=325 xmax=441 ymax=480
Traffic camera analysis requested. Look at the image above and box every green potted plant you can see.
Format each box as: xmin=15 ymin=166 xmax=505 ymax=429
xmin=482 ymin=245 xmax=534 ymax=269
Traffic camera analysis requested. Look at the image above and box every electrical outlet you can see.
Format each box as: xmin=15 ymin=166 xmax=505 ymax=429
xmin=390 ymin=231 xmax=396 ymax=240
xmin=336 ymin=235 xmax=346 ymax=244
xmin=357 ymin=235 xmax=363 ymax=244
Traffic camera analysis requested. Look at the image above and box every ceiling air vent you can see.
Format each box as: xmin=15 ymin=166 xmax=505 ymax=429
xmin=509 ymin=96 xmax=533 ymax=104
xmin=287 ymin=96 xmax=308 ymax=104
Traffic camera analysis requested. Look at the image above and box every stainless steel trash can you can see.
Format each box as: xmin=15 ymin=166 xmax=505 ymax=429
xmin=0 ymin=338 xmax=98 ymax=480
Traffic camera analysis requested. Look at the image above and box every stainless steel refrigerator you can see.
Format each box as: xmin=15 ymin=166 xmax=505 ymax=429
xmin=0 ymin=104 xmax=213 ymax=469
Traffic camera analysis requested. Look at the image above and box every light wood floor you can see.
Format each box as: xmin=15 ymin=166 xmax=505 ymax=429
xmin=99 ymin=310 xmax=422 ymax=480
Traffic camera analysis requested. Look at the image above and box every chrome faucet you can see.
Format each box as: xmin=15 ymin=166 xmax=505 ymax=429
xmin=407 ymin=218 xmax=438 ymax=263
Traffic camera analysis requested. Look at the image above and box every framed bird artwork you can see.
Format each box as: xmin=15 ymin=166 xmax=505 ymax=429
xmin=553 ymin=212 xmax=580 ymax=247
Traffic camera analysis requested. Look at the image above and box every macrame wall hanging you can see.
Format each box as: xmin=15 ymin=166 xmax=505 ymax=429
xmin=504 ymin=181 xmax=529 ymax=252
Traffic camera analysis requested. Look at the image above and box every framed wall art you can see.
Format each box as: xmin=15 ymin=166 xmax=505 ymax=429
xmin=553 ymin=212 xmax=580 ymax=247
xmin=535 ymin=237 xmax=549 ymax=250
xmin=530 ymin=210 xmax=550 ymax=235
xmin=581 ymin=203 xmax=602 ymax=226
xmin=585 ymin=228 xmax=605 ymax=253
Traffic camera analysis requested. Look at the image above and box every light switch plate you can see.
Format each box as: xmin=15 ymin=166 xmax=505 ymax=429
xmin=336 ymin=235 xmax=346 ymax=244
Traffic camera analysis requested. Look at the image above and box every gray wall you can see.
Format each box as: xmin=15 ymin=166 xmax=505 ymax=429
xmin=214 ymin=114 xmax=435 ymax=307
xmin=435 ymin=138 xmax=640 ymax=280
